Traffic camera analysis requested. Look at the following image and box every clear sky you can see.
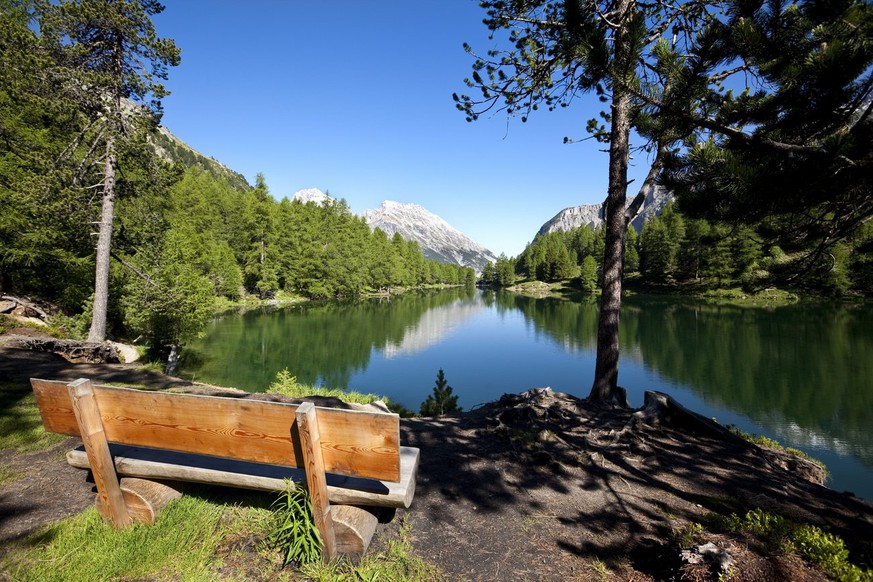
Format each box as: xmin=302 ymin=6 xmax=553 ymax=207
xmin=153 ymin=1 xmax=654 ymax=258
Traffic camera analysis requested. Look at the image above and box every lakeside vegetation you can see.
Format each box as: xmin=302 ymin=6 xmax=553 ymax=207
xmin=482 ymin=201 xmax=873 ymax=300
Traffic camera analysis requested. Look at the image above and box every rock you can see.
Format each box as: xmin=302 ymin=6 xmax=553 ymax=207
xmin=0 ymin=300 xmax=16 ymax=314
xmin=108 ymin=342 xmax=140 ymax=364
xmin=680 ymin=542 xmax=733 ymax=574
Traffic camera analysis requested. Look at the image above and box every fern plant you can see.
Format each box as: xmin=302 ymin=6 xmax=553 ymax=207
xmin=268 ymin=480 xmax=322 ymax=565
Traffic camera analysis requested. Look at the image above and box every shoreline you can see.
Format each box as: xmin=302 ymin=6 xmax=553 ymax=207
xmin=2 ymin=345 xmax=873 ymax=580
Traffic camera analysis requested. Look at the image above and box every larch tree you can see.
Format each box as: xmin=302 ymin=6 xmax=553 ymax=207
xmin=40 ymin=0 xmax=179 ymax=343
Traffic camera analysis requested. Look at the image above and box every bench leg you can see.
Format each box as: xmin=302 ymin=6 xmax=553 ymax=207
xmin=68 ymin=378 xmax=132 ymax=528
xmin=96 ymin=478 xmax=183 ymax=524
xmin=295 ymin=402 xmax=337 ymax=560
xmin=333 ymin=505 xmax=379 ymax=556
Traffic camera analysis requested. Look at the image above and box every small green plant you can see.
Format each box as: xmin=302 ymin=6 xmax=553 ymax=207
xmin=704 ymin=508 xmax=873 ymax=581
xmin=268 ymin=480 xmax=322 ymax=566
xmin=419 ymin=368 xmax=462 ymax=417
xmin=673 ymin=522 xmax=704 ymax=549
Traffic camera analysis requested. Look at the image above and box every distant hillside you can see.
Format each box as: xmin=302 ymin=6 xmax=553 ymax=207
xmin=150 ymin=126 xmax=250 ymax=191
xmin=537 ymin=186 xmax=673 ymax=237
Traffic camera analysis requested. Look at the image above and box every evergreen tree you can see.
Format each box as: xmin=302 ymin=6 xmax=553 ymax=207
xmin=480 ymin=262 xmax=495 ymax=286
xmin=419 ymin=368 xmax=462 ymax=416
xmin=640 ymin=217 xmax=672 ymax=283
xmin=662 ymin=0 xmax=873 ymax=284
xmin=0 ymin=2 xmax=94 ymax=304
xmin=580 ymin=255 xmax=599 ymax=293
xmin=624 ymin=226 xmax=640 ymax=273
xmin=40 ymin=0 xmax=180 ymax=342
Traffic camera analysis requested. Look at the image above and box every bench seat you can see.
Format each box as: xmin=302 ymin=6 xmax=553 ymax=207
xmin=67 ymin=443 xmax=419 ymax=508
xmin=31 ymin=377 xmax=419 ymax=559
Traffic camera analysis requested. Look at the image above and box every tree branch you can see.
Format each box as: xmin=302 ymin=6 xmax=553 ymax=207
xmin=626 ymin=141 xmax=669 ymax=224
xmin=110 ymin=251 xmax=157 ymax=287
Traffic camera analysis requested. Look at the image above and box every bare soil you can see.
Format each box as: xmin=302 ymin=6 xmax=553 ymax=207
xmin=2 ymin=342 xmax=872 ymax=581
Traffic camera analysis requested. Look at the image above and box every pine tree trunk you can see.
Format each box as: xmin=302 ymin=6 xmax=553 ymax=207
xmin=589 ymin=82 xmax=633 ymax=404
xmin=87 ymin=138 xmax=117 ymax=343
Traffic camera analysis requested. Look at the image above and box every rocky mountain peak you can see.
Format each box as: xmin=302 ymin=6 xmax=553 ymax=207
xmin=362 ymin=201 xmax=497 ymax=273
xmin=537 ymin=186 xmax=673 ymax=237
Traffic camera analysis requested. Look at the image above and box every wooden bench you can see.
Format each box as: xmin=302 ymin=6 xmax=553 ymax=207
xmin=30 ymin=378 xmax=419 ymax=560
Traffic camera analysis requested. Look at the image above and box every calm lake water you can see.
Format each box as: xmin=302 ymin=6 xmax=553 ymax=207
xmin=180 ymin=289 xmax=873 ymax=501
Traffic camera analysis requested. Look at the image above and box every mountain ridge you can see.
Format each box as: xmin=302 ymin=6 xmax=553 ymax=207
xmin=291 ymin=190 xmax=498 ymax=273
xmin=537 ymin=186 xmax=672 ymax=237
xmin=362 ymin=201 xmax=498 ymax=274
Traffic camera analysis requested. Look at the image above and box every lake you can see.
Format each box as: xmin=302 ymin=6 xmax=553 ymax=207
xmin=180 ymin=288 xmax=873 ymax=501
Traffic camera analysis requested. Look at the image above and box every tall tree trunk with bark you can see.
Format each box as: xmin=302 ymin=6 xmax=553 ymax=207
xmin=88 ymin=137 xmax=117 ymax=343
xmin=589 ymin=0 xmax=636 ymax=403
xmin=590 ymin=88 xmax=632 ymax=403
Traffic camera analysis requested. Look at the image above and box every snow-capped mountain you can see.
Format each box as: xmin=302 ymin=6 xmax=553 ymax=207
xmin=292 ymin=188 xmax=334 ymax=205
xmin=363 ymin=201 xmax=497 ymax=273
xmin=537 ymin=186 xmax=673 ymax=237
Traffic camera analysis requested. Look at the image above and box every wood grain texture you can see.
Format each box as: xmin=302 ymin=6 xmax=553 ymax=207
xmin=296 ymin=402 xmax=337 ymax=560
xmin=68 ymin=379 xmax=132 ymax=528
xmin=31 ymin=378 xmax=400 ymax=482
xmin=332 ymin=505 xmax=379 ymax=556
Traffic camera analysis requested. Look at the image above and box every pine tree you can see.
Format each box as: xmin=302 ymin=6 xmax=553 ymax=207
xmin=419 ymin=369 xmax=461 ymax=417
xmin=662 ymin=0 xmax=873 ymax=284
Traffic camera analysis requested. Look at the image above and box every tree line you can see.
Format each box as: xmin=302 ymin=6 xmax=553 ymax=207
xmin=0 ymin=1 xmax=472 ymax=368
xmin=482 ymin=201 xmax=873 ymax=296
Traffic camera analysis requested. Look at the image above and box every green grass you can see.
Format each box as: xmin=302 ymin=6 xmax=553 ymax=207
xmin=0 ymin=463 xmax=21 ymax=484
xmin=1 ymin=487 xmax=442 ymax=582
xmin=299 ymin=517 xmax=445 ymax=582
xmin=0 ymin=382 xmax=66 ymax=453
xmin=730 ymin=427 xmax=827 ymax=474
xmin=268 ymin=369 xmax=415 ymax=417
xmin=3 ymin=495 xmax=228 ymax=581
xmin=700 ymin=286 xmax=800 ymax=306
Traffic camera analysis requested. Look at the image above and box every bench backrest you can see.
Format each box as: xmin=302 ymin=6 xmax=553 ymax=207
xmin=31 ymin=378 xmax=401 ymax=482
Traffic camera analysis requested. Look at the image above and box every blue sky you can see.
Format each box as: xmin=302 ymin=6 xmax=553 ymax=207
xmin=153 ymin=1 xmax=654 ymax=257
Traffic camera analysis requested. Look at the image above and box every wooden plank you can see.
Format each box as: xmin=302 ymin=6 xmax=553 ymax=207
xmin=68 ymin=379 xmax=132 ymax=528
xmin=296 ymin=402 xmax=337 ymax=560
xmin=67 ymin=445 xmax=419 ymax=508
xmin=31 ymin=379 xmax=400 ymax=482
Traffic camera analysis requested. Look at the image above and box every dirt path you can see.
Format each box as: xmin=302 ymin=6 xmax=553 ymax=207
xmin=2 ymin=346 xmax=872 ymax=580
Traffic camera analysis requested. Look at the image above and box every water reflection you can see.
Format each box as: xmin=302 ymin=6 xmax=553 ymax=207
xmin=181 ymin=287 xmax=476 ymax=390
xmin=181 ymin=289 xmax=873 ymax=496
xmin=620 ymin=297 xmax=873 ymax=472
xmin=383 ymin=298 xmax=484 ymax=359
